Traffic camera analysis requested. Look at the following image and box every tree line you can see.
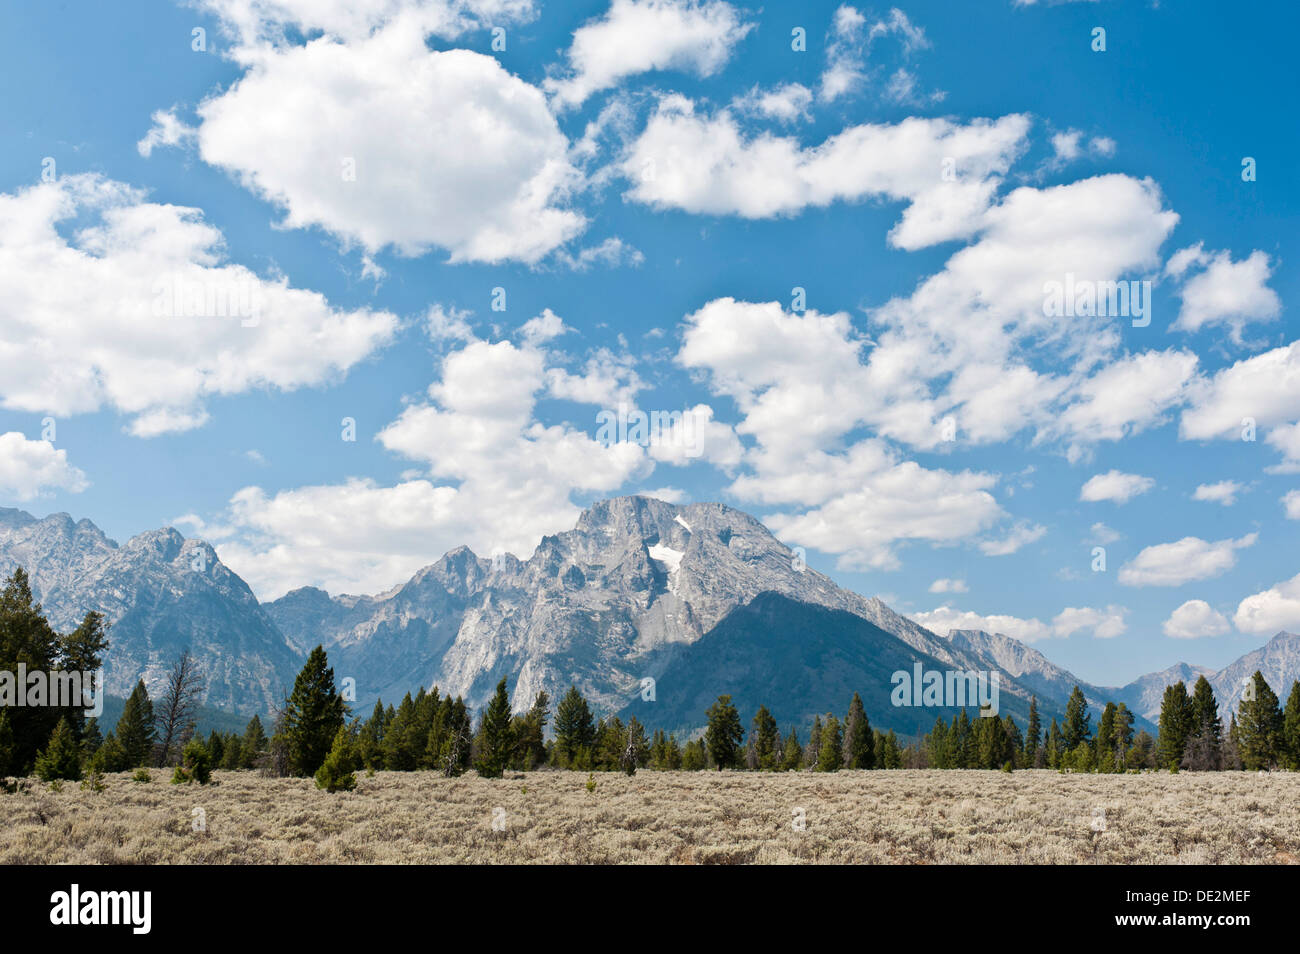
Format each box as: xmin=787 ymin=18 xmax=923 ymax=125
xmin=5 ymin=563 xmax=1300 ymax=788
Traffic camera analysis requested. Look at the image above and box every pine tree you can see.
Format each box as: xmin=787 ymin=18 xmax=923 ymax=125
xmin=281 ymin=646 xmax=346 ymax=777
xmin=1183 ymin=675 xmax=1223 ymax=770
xmin=804 ymin=715 xmax=822 ymax=768
xmin=1095 ymin=703 xmax=1116 ymax=763
xmin=781 ymin=727 xmax=802 ymax=771
xmin=89 ymin=732 xmax=129 ymax=774
xmin=1221 ymin=714 xmax=1243 ymax=769
xmin=515 ymin=691 xmax=550 ymax=770
xmin=621 ymin=715 xmax=647 ymax=775
xmin=928 ymin=716 xmax=950 ymax=769
xmin=475 ymin=677 xmax=514 ymax=778
xmin=953 ymin=709 xmax=973 ymax=768
xmin=1062 ymin=686 xmax=1092 ymax=751
xmin=1024 ymin=697 xmax=1041 ymax=765
xmin=315 ymin=726 xmax=359 ymax=792
xmin=383 ymin=693 xmax=419 ymax=770
xmin=34 ymin=716 xmax=82 ymax=782
xmin=751 ymin=705 xmax=779 ymax=770
xmin=1128 ymin=729 xmax=1156 ymax=770
xmin=438 ymin=697 xmax=472 ymax=776
xmin=681 ymin=738 xmax=706 ymax=770
xmin=1002 ymin=714 xmax=1023 ymax=768
xmin=116 ymin=679 xmax=156 ymax=768
xmin=240 ymin=714 xmax=268 ymax=769
xmin=1114 ymin=703 xmax=1135 ymax=766
xmin=1046 ymin=717 xmax=1062 ymax=769
xmin=358 ymin=700 xmax=387 ymax=770
xmin=80 ymin=717 xmax=103 ymax=759
xmin=1237 ymin=671 xmax=1283 ymax=770
xmin=171 ymin=737 xmax=211 ymax=785
xmin=554 ymin=686 xmax=596 ymax=766
xmin=704 ymin=695 xmax=744 ymax=770
xmin=817 ymin=715 xmax=843 ymax=772
xmin=220 ymin=735 xmax=243 ymax=769
xmin=1282 ymin=681 xmax=1300 ymax=771
xmin=1 ymin=571 xmax=107 ymax=772
xmin=880 ymin=730 xmax=901 ymax=769
xmin=1156 ymin=681 xmax=1192 ymax=770
xmin=842 ymin=692 xmax=874 ymax=769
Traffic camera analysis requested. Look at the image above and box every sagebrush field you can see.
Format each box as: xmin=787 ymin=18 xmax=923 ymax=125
xmin=3 ymin=769 xmax=1298 ymax=865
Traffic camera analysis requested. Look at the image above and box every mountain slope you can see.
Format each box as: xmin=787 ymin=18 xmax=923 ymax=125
xmin=623 ymin=593 xmax=1049 ymax=738
xmin=0 ymin=512 xmax=299 ymax=712
xmin=270 ymin=496 xmax=1031 ymax=717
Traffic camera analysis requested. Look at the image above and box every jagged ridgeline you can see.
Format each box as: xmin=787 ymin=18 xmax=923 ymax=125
xmin=3 ymin=499 xmax=1297 ymax=737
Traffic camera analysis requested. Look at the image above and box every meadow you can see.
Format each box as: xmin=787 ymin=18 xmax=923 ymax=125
xmin=2 ymin=769 xmax=1298 ymax=865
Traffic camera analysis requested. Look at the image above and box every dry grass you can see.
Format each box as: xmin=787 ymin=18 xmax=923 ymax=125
xmin=2 ymin=768 xmax=1299 ymax=864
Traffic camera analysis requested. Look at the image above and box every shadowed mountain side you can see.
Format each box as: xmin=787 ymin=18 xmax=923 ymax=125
xmin=621 ymin=592 xmax=1060 ymax=740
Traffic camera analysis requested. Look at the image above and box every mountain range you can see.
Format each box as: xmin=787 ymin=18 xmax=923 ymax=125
xmin=1 ymin=498 xmax=1295 ymax=737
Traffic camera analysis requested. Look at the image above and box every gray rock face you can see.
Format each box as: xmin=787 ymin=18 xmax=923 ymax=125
xmin=270 ymin=496 xmax=1027 ymax=715
xmin=0 ymin=510 xmax=298 ymax=713
xmin=1208 ymin=633 xmax=1300 ymax=718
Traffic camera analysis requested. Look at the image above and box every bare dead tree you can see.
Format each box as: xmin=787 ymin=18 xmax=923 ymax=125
xmin=154 ymin=650 xmax=204 ymax=766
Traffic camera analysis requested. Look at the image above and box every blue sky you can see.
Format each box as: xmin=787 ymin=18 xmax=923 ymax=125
xmin=0 ymin=0 xmax=1296 ymax=686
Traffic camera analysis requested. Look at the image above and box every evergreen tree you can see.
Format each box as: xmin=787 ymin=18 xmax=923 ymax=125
xmin=554 ymin=686 xmax=596 ymax=766
xmin=780 ymin=727 xmax=802 ymax=771
xmin=751 ymin=705 xmax=779 ymax=770
xmin=704 ymin=695 xmax=744 ymax=770
xmin=621 ymin=715 xmax=648 ymax=775
xmin=34 ymin=716 xmax=82 ymax=782
xmin=816 ymin=715 xmax=843 ymax=772
xmin=1 ymin=571 xmax=107 ymax=772
xmin=1282 ymin=681 xmax=1300 ymax=771
xmin=515 ymin=690 xmax=550 ymax=770
xmin=1114 ymin=703 xmax=1135 ymax=766
xmin=1237 ymin=671 xmax=1283 ymax=770
xmin=116 ymin=679 xmax=156 ymax=768
xmin=842 ymin=692 xmax=874 ymax=769
xmin=1062 ymin=686 xmax=1092 ymax=751
xmin=880 ymin=730 xmax=901 ymax=769
xmin=1221 ymin=714 xmax=1243 ymax=770
xmin=1024 ymin=697 xmax=1041 ymax=764
xmin=1002 ymin=715 xmax=1022 ymax=768
xmin=358 ymin=700 xmax=387 ymax=770
xmin=437 ymin=697 xmax=473 ymax=777
xmin=240 ymin=715 xmax=268 ymax=769
xmin=681 ymin=738 xmax=706 ymax=771
xmin=804 ymin=715 xmax=822 ymax=768
xmin=928 ymin=716 xmax=950 ymax=769
xmin=1183 ymin=676 xmax=1223 ymax=770
xmin=171 ymin=737 xmax=211 ymax=785
xmin=1046 ymin=717 xmax=1062 ymax=769
xmin=220 ymin=735 xmax=243 ymax=770
xmin=1156 ymin=681 xmax=1193 ymax=770
xmin=1128 ymin=729 xmax=1156 ymax=770
xmin=475 ymin=677 xmax=515 ymax=778
xmin=383 ymin=693 xmax=419 ymax=770
xmin=953 ymin=709 xmax=973 ymax=768
xmin=81 ymin=717 xmax=103 ymax=759
xmin=315 ymin=726 xmax=359 ymax=792
xmin=281 ymin=646 xmax=346 ymax=777
xmin=89 ymin=732 xmax=130 ymax=774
